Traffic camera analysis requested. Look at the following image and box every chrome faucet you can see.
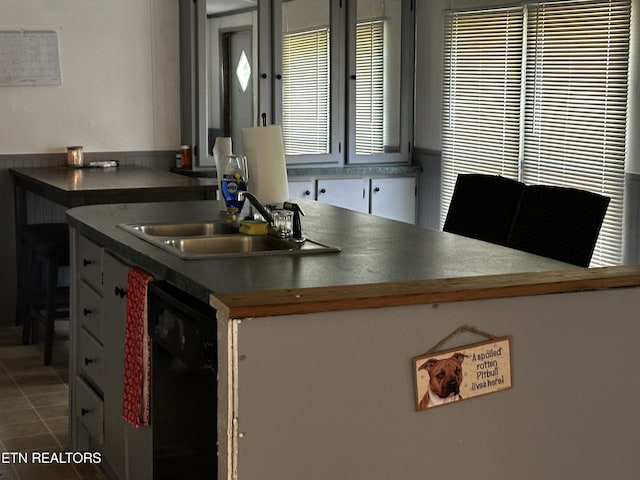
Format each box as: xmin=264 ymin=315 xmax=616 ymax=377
xmin=236 ymin=191 xmax=274 ymax=224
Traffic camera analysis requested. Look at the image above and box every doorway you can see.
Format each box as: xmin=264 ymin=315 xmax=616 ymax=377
xmin=220 ymin=27 xmax=253 ymax=155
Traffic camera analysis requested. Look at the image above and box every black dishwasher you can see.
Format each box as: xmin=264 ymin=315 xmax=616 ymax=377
xmin=147 ymin=281 xmax=217 ymax=480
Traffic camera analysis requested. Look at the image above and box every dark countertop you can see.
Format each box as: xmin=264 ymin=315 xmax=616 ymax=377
xmin=170 ymin=165 xmax=422 ymax=178
xmin=11 ymin=165 xmax=216 ymax=208
xmin=66 ymin=199 xmax=573 ymax=305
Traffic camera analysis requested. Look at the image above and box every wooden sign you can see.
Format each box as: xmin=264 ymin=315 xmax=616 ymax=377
xmin=413 ymin=337 xmax=511 ymax=410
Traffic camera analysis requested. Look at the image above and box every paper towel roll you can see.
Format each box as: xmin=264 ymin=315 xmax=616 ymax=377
xmin=213 ymin=137 xmax=233 ymax=209
xmin=241 ymin=125 xmax=289 ymax=205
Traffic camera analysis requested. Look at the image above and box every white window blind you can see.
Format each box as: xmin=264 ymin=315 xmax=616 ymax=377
xmin=523 ymin=0 xmax=631 ymax=266
xmin=441 ymin=0 xmax=631 ymax=266
xmin=282 ymin=28 xmax=330 ymax=155
xmin=356 ymin=20 xmax=385 ymax=154
xmin=441 ymin=6 xmax=524 ymax=222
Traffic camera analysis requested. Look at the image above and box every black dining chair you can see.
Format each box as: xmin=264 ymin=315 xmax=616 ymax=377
xmin=506 ymin=185 xmax=610 ymax=267
xmin=443 ymin=173 xmax=526 ymax=246
xmin=17 ymin=222 xmax=70 ymax=365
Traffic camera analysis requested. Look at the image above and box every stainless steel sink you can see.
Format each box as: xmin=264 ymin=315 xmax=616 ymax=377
xmin=162 ymin=235 xmax=338 ymax=258
xmin=117 ymin=221 xmax=340 ymax=259
xmin=125 ymin=221 xmax=239 ymax=237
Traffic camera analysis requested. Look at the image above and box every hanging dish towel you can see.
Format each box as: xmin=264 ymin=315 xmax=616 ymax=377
xmin=122 ymin=267 xmax=154 ymax=427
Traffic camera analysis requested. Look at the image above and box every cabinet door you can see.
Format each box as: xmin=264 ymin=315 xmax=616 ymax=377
xmin=370 ymin=177 xmax=417 ymax=224
xmin=317 ymin=178 xmax=369 ymax=213
xmin=288 ymin=179 xmax=315 ymax=200
xmin=101 ymin=252 xmax=130 ymax=480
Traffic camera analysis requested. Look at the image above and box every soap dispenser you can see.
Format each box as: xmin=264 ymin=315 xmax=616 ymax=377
xmin=283 ymin=202 xmax=305 ymax=242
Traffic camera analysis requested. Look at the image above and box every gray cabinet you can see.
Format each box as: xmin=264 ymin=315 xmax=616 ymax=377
xmin=101 ymin=251 xmax=129 ymax=480
xmin=73 ymin=235 xmax=105 ymax=455
xmin=71 ymin=232 xmax=152 ymax=480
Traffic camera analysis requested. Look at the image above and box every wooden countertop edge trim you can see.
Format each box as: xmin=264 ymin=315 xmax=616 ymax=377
xmin=209 ymin=266 xmax=640 ymax=319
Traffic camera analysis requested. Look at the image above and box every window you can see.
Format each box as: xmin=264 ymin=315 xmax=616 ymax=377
xmin=282 ymin=28 xmax=330 ymax=155
xmin=441 ymin=0 xmax=631 ymax=266
xmin=355 ymin=20 xmax=384 ymax=154
xmin=441 ymin=7 xmax=524 ymax=185
xmin=281 ymin=21 xmax=386 ymax=157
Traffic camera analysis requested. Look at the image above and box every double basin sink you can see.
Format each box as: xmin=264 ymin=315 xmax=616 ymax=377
xmin=118 ymin=220 xmax=340 ymax=259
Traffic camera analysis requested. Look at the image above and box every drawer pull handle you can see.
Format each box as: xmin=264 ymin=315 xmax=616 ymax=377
xmin=84 ymin=357 xmax=94 ymax=366
xmin=83 ymin=259 xmax=92 ymax=267
xmin=114 ymin=286 xmax=127 ymax=298
xmin=83 ymin=308 xmax=92 ymax=316
xmin=81 ymin=408 xmax=91 ymax=416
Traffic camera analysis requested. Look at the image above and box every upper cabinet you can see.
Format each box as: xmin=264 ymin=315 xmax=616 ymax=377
xmin=180 ymin=0 xmax=414 ymax=169
xmin=347 ymin=0 xmax=414 ymax=165
xmin=273 ymin=0 xmax=342 ymax=165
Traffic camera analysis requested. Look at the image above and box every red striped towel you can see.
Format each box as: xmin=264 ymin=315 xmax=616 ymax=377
xmin=122 ymin=267 xmax=154 ymax=427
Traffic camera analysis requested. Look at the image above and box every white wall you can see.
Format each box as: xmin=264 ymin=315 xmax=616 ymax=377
xmin=0 ymin=0 xmax=180 ymax=155
xmin=225 ymin=285 xmax=640 ymax=479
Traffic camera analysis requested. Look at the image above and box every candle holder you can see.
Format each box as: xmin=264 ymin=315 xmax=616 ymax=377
xmin=67 ymin=146 xmax=84 ymax=168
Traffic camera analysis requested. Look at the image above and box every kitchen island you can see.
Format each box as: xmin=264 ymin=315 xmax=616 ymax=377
xmin=66 ymin=199 xmax=640 ymax=480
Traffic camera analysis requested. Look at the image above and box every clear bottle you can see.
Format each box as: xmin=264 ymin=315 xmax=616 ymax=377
xmin=220 ymin=155 xmax=248 ymax=220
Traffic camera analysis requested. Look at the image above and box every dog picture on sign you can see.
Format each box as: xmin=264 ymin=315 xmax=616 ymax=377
xmin=413 ymin=337 xmax=512 ymax=411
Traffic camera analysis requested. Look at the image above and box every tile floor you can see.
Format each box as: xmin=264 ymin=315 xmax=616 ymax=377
xmin=0 ymin=323 xmax=105 ymax=480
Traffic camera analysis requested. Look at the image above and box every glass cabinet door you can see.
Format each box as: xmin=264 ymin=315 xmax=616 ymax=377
xmin=275 ymin=0 xmax=343 ymax=165
xmin=348 ymin=0 xmax=414 ymax=164
xmin=274 ymin=0 xmax=413 ymax=166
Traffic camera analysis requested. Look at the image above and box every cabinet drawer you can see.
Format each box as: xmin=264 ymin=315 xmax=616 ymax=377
xmin=75 ymin=376 xmax=104 ymax=445
xmin=78 ymin=281 xmax=103 ymax=342
xmin=77 ymin=235 xmax=103 ymax=293
xmin=78 ymin=328 xmax=105 ymax=392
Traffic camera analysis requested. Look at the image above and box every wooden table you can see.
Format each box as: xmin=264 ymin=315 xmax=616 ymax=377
xmin=10 ymin=165 xmax=216 ymax=231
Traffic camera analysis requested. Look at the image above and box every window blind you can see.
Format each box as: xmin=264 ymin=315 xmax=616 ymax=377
xmin=523 ymin=0 xmax=631 ymax=266
xmin=441 ymin=0 xmax=631 ymax=266
xmin=282 ymin=28 xmax=330 ymax=155
xmin=441 ymin=6 xmax=525 ymax=224
xmin=355 ymin=20 xmax=385 ymax=154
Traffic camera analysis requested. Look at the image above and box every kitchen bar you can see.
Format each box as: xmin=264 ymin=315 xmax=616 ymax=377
xmin=66 ymin=199 xmax=640 ymax=480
